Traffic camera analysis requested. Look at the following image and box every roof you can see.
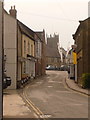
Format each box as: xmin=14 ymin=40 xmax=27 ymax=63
xmin=18 ymin=21 xmax=44 ymax=42
xmin=73 ymin=17 xmax=90 ymax=40
xmin=17 ymin=20 xmax=35 ymax=41
xmin=4 ymin=9 xmax=16 ymax=20
xmin=46 ymin=45 xmax=61 ymax=58
xmin=35 ymin=30 xmax=45 ymax=42
xmin=4 ymin=9 xmax=9 ymax=15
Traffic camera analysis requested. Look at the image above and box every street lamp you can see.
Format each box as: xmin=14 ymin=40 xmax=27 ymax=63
xmin=71 ymin=44 xmax=77 ymax=50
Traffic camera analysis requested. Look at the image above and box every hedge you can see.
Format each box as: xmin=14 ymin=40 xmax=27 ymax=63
xmin=82 ymin=73 xmax=90 ymax=89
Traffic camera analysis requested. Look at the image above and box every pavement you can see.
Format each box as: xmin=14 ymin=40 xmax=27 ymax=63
xmin=3 ymin=89 xmax=36 ymax=119
xmin=3 ymin=74 xmax=90 ymax=118
xmin=65 ymin=78 xmax=90 ymax=96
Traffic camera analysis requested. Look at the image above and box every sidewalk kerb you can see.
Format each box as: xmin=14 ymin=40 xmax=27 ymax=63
xmin=65 ymin=78 xmax=89 ymax=96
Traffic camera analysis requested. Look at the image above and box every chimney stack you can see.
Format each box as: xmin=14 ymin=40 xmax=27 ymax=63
xmin=9 ymin=5 xmax=17 ymax=19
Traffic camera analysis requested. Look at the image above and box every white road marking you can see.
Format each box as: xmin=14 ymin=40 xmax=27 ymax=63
xmin=40 ymin=114 xmax=52 ymax=118
xmin=47 ymin=86 xmax=53 ymax=88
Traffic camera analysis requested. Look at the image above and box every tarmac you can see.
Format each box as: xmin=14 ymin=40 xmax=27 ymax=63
xmin=3 ymin=76 xmax=90 ymax=118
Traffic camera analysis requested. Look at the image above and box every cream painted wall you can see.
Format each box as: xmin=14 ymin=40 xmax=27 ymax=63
xmin=22 ymin=34 xmax=35 ymax=58
xmin=21 ymin=34 xmax=35 ymax=78
xmin=4 ymin=12 xmax=17 ymax=89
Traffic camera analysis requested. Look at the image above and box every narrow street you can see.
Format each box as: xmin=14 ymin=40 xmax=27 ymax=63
xmin=22 ymin=71 xmax=88 ymax=118
xmin=1 ymin=1 xmax=90 ymax=120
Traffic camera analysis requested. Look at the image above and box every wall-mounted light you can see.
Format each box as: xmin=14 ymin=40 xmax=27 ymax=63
xmin=71 ymin=44 xmax=77 ymax=49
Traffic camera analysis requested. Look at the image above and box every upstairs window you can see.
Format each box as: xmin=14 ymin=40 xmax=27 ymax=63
xmin=24 ymin=40 xmax=26 ymax=55
xmin=28 ymin=42 xmax=30 ymax=54
xmin=31 ymin=44 xmax=33 ymax=56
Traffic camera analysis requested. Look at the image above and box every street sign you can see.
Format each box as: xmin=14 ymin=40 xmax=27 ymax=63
xmin=0 ymin=1 xmax=3 ymax=120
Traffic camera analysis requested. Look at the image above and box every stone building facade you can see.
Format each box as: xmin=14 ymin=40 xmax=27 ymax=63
xmin=4 ymin=6 xmax=46 ymax=89
xmin=73 ymin=18 xmax=90 ymax=84
xmin=35 ymin=30 xmax=46 ymax=76
xmin=17 ymin=21 xmax=36 ymax=83
xmin=46 ymin=34 xmax=61 ymax=68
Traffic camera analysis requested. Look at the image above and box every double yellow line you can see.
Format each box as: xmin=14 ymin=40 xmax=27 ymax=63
xmin=23 ymin=86 xmax=49 ymax=120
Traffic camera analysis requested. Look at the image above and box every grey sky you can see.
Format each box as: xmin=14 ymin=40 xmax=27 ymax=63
xmin=4 ymin=0 xmax=88 ymax=50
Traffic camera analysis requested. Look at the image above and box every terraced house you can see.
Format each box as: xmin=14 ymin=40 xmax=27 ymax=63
xmin=4 ymin=7 xmax=17 ymax=89
xmin=35 ymin=31 xmax=46 ymax=76
xmin=17 ymin=21 xmax=36 ymax=87
xmin=4 ymin=6 xmax=46 ymax=89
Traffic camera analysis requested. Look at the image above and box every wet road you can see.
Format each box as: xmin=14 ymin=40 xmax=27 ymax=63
xmin=24 ymin=71 xmax=88 ymax=118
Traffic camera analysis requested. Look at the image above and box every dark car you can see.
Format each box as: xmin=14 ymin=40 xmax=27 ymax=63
xmin=3 ymin=73 xmax=11 ymax=89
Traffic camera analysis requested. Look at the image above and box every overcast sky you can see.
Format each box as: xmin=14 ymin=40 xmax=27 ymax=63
xmin=4 ymin=0 xmax=89 ymax=50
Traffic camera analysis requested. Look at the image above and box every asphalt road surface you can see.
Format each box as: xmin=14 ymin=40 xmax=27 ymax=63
xmin=23 ymin=71 xmax=88 ymax=118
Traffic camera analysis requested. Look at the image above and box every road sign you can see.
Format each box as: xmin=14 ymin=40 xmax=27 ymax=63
xmin=73 ymin=52 xmax=77 ymax=65
xmin=0 ymin=1 xmax=3 ymax=120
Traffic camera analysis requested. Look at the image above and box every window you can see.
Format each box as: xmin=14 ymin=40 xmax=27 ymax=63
xmin=24 ymin=40 xmax=26 ymax=54
xmin=23 ymin=62 xmax=26 ymax=74
xmin=31 ymin=44 xmax=33 ymax=56
xmin=28 ymin=42 xmax=30 ymax=54
xmin=51 ymin=58 xmax=54 ymax=63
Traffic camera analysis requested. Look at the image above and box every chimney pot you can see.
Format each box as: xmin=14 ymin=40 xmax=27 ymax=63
xmin=14 ymin=5 xmax=15 ymax=9
xmin=9 ymin=5 xmax=17 ymax=19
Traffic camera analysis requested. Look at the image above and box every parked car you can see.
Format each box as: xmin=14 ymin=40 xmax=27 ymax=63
xmin=3 ymin=73 xmax=11 ymax=89
xmin=46 ymin=65 xmax=56 ymax=70
xmin=60 ymin=65 xmax=70 ymax=71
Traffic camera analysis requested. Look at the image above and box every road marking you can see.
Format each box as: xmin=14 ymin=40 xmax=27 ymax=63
xmin=47 ymin=86 xmax=53 ymax=88
xmin=56 ymin=90 xmax=72 ymax=93
xmin=33 ymin=113 xmax=39 ymax=118
xmin=40 ymin=114 xmax=51 ymax=118
xmin=23 ymin=91 xmax=42 ymax=116
xmin=67 ymin=103 xmax=83 ymax=106
xmin=23 ymin=86 xmax=50 ymax=120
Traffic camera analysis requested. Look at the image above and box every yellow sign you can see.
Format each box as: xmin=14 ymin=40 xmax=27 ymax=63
xmin=73 ymin=52 xmax=77 ymax=64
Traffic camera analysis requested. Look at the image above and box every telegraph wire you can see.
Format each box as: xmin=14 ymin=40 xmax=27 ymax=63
xmin=18 ymin=11 xmax=79 ymax=22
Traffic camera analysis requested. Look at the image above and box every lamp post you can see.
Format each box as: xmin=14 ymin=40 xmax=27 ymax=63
xmin=0 ymin=0 xmax=3 ymax=119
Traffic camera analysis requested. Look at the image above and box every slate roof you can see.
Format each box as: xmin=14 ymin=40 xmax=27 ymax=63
xmin=17 ymin=20 xmax=35 ymax=41
xmin=46 ymin=45 xmax=60 ymax=58
xmin=35 ymin=31 xmax=45 ymax=42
